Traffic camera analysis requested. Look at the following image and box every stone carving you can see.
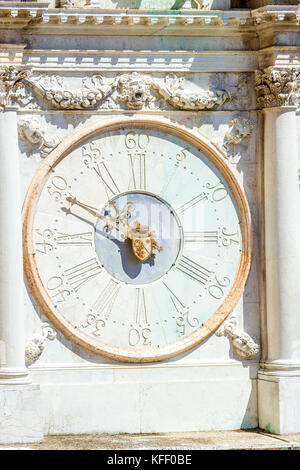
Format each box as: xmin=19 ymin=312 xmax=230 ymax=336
xmin=29 ymin=74 xmax=114 ymax=110
xmin=0 ymin=67 xmax=248 ymax=112
xmin=216 ymin=314 xmax=259 ymax=359
xmin=117 ymin=72 xmax=153 ymax=110
xmin=0 ymin=66 xmax=31 ymax=110
xmin=223 ymin=117 xmax=254 ymax=163
xmin=25 ymin=322 xmax=57 ymax=367
xmin=255 ymin=68 xmax=300 ymax=109
xmin=153 ymin=73 xmax=231 ymax=111
xmin=18 ymin=118 xmax=60 ymax=158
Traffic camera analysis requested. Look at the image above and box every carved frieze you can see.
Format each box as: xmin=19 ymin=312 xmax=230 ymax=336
xmin=216 ymin=314 xmax=259 ymax=359
xmin=25 ymin=322 xmax=57 ymax=367
xmin=0 ymin=67 xmax=252 ymax=112
xmin=18 ymin=117 xmax=60 ymax=158
xmin=255 ymin=67 xmax=300 ymax=109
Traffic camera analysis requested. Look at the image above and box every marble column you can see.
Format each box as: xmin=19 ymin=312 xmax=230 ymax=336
xmin=0 ymin=66 xmax=43 ymax=444
xmin=255 ymin=67 xmax=300 ymax=434
xmin=0 ymin=107 xmax=30 ymax=385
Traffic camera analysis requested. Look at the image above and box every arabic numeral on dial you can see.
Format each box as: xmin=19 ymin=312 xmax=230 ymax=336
xmin=81 ymin=314 xmax=106 ymax=337
xmin=128 ymin=328 xmax=151 ymax=347
xmin=35 ymin=228 xmax=54 ymax=254
xmin=221 ymin=228 xmax=239 ymax=247
xmin=206 ymin=181 xmax=228 ymax=202
xmin=46 ymin=276 xmax=71 ymax=304
xmin=125 ymin=130 xmax=149 ymax=150
xmin=208 ymin=275 xmax=231 ymax=300
xmin=82 ymin=141 xmax=103 ymax=167
xmin=47 ymin=175 xmax=68 ymax=202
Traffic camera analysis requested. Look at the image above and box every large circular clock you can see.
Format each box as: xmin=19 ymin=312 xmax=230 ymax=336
xmin=23 ymin=117 xmax=252 ymax=362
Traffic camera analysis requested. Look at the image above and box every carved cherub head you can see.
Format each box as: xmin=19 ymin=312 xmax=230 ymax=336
xmin=117 ymin=72 xmax=153 ymax=110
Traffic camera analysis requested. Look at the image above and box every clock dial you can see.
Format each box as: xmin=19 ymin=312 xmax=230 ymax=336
xmin=23 ymin=118 xmax=252 ymax=362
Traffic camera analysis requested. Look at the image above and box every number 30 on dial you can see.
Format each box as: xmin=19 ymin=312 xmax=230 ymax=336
xmin=23 ymin=117 xmax=252 ymax=362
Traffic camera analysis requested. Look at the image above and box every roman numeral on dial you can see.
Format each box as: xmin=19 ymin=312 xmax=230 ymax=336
xmin=128 ymin=153 xmax=146 ymax=190
xmin=64 ymin=258 xmax=102 ymax=292
xmin=135 ymin=288 xmax=148 ymax=325
xmin=176 ymin=192 xmax=208 ymax=215
xmin=57 ymin=231 xmax=93 ymax=247
xmin=93 ymin=161 xmax=120 ymax=198
xmin=184 ymin=231 xmax=218 ymax=244
xmin=176 ymin=255 xmax=212 ymax=286
xmin=92 ymin=279 xmax=120 ymax=319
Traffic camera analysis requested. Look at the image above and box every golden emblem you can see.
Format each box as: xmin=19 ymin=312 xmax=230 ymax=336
xmin=66 ymin=197 xmax=163 ymax=262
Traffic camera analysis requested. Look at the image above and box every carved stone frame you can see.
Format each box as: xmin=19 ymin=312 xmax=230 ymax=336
xmin=23 ymin=116 xmax=252 ymax=363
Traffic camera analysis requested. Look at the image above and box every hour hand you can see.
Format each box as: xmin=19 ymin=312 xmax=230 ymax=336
xmin=66 ymin=196 xmax=103 ymax=219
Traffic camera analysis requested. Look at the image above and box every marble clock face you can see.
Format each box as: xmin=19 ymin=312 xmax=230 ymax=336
xmin=23 ymin=119 xmax=251 ymax=362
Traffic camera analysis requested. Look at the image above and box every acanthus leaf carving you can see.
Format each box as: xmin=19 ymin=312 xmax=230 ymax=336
xmin=255 ymin=67 xmax=300 ymax=109
xmin=216 ymin=314 xmax=259 ymax=360
xmin=18 ymin=117 xmax=60 ymax=158
xmin=25 ymin=322 xmax=57 ymax=367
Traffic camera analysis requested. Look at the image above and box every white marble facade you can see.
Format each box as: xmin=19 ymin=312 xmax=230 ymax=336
xmin=0 ymin=1 xmax=299 ymax=442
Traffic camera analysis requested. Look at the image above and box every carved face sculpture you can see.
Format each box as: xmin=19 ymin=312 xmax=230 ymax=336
xmin=23 ymin=118 xmax=251 ymax=362
xmin=117 ymin=73 xmax=152 ymax=110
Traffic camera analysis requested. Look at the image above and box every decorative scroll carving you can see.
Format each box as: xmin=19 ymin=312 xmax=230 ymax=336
xmin=0 ymin=66 xmax=31 ymax=110
xmin=153 ymin=73 xmax=231 ymax=111
xmin=0 ymin=67 xmax=248 ymax=112
xmin=255 ymin=68 xmax=300 ymax=109
xmin=216 ymin=314 xmax=259 ymax=359
xmin=29 ymin=74 xmax=114 ymax=110
xmin=18 ymin=118 xmax=60 ymax=158
xmin=25 ymin=322 xmax=56 ymax=367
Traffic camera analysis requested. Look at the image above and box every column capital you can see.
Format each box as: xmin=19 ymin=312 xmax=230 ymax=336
xmin=0 ymin=65 xmax=31 ymax=111
xmin=255 ymin=67 xmax=300 ymax=110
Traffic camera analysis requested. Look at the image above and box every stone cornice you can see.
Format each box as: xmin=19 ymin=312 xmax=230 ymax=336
xmin=255 ymin=67 xmax=300 ymax=109
xmin=0 ymin=4 xmax=297 ymax=37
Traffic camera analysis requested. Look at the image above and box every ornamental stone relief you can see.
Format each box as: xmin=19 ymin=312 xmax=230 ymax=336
xmin=0 ymin=66 xmax=252 ymax=112
xmin=255 ymin=67 xmax=300 ymax=109
xmin=18 ymin=118 xmax=60 ymax=158
xmin=25 ymin=322 xmax=57 ymax=367
xmin=216 ymin=314 xmax=259 ymax=359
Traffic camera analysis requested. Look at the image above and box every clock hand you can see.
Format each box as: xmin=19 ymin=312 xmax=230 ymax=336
xmin=66 ymin=196 xmax=162 ymax=262
xmin=66 ymin=196 xmax=129 ymax=239
xmin=66 ymin=196 xmax=103 ymax=219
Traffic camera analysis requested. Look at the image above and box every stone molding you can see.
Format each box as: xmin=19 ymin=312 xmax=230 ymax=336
xmin=18 ymin=117 xmax=60 ymax=158
xmin=0 ymin=4 xmax=298 ymax=31
xmin=255 ymin=67 xmax=300 ymax=109
xmin=216 ymin=314 xmax=260 ymax=359
xmin=0 ymin=67 xmax=250 ymax=111
xmin=25 ymin=322 xmax=57 ymax=367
